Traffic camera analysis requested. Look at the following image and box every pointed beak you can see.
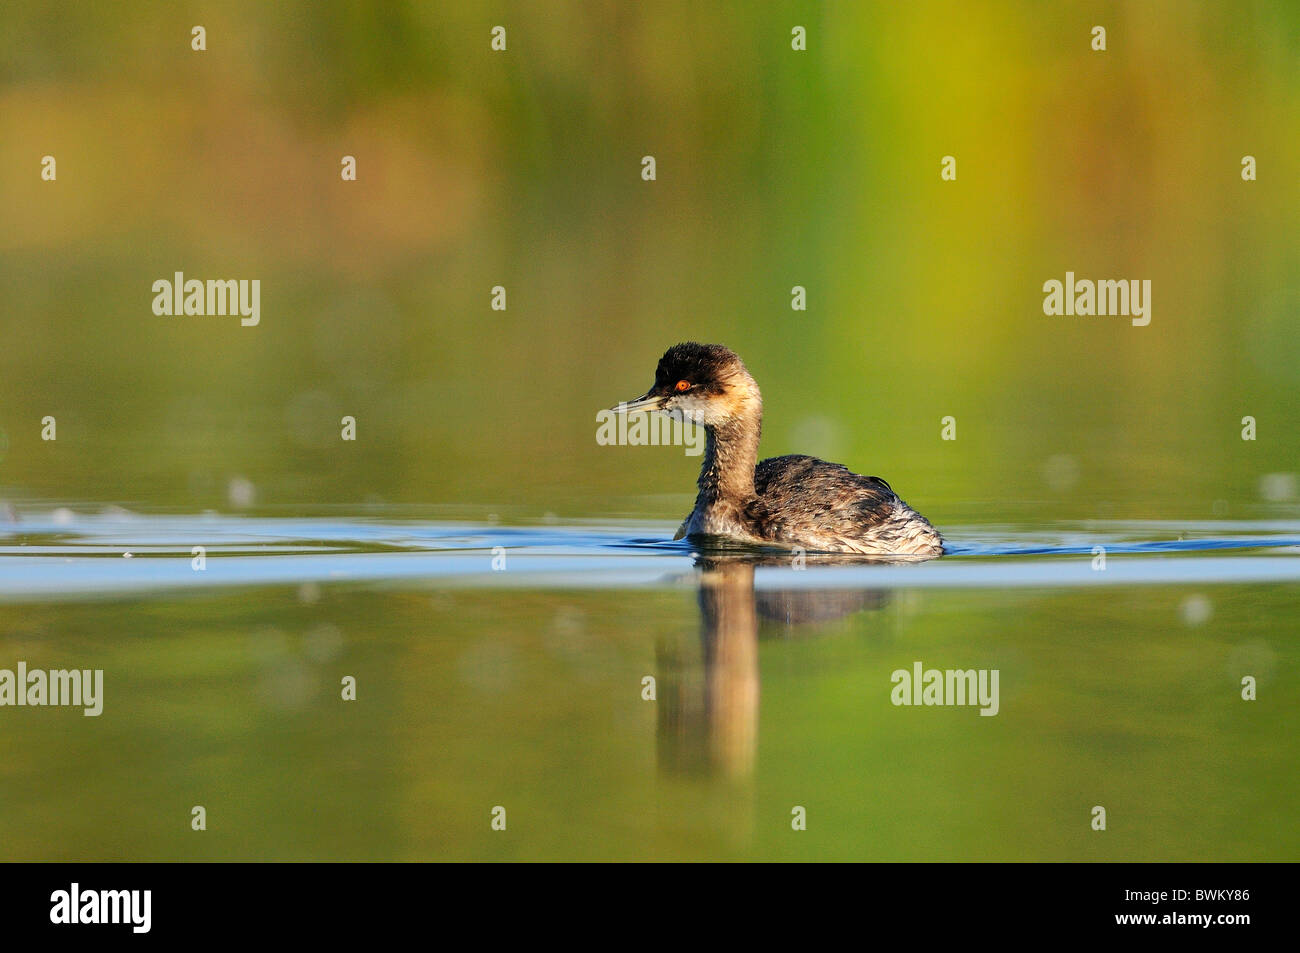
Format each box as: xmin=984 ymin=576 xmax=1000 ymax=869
xmin=610 ymin=391 xmax=668 ymax=414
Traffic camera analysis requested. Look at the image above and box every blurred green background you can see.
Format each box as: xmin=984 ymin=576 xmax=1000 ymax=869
xmin=1 ymin=0 xmax=1297 ymax=522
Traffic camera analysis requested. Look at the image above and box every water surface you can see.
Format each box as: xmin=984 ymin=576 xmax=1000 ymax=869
xmin=0 ymin=509 xmax=1295 ymax=860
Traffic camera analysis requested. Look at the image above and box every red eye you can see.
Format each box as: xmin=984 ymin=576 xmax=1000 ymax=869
xmin=675 ymin=380 xmax=691 ymax=392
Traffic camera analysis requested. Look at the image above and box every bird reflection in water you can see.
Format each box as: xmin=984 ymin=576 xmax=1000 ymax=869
xmin=655 ymin=552 xmax=904 ymax=786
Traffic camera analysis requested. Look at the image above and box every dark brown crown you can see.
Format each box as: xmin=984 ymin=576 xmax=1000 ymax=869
xmin=652 ymin=342 xmax=747 ymax=394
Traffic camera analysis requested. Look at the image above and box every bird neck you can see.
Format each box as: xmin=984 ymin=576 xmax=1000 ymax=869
xmin=697 ymin=411 xmax=761 ymax=504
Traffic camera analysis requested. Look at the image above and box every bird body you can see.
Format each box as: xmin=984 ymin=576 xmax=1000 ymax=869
xmin=613 ymin=343 xmax=943 ymax=558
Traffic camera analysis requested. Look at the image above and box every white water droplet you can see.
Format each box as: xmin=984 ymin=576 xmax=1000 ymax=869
xmin=1180 ymin=594 xmax=1212 ymax=626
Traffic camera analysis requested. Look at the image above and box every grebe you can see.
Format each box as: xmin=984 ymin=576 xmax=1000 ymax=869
xmin=612 ymin=343 xmax=944 ymax=557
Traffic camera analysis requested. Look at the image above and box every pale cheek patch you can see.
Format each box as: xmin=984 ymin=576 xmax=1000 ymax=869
xmin=715 ymin=381 xmax=760 ymax=420
xmin=667 ymin=394 xmax=710 ymax=423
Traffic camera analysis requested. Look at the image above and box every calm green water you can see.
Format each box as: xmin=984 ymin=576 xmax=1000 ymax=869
xmin=0 ymin=511 xmax=1295 ymax=861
